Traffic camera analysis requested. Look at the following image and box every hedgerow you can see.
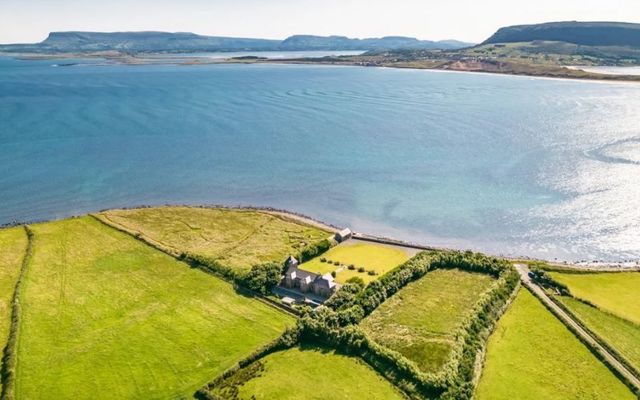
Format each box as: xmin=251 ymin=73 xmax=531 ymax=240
xmin=1 ymin=226 xmax=33 ymax=400
xmin=528 ymin=265 xmax=571 ymax=295
xmin=196 ymin=249 xmax=519 ymax=400
xmin=298 ymin=238 xmax=337 ymax=263
xmin=302 ymin=250 xmax=520 ymax=400
xmin=195 ymin=326 xmax=300 ymax=400
xmin=92 ymin=213 xmax=335 ymax=295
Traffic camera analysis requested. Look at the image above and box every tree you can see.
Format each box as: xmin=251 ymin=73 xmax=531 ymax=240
xmin=345 ymin=276 xmax=365 ymax=289
xmin=241 ymin=262 xmax=282 ymax=295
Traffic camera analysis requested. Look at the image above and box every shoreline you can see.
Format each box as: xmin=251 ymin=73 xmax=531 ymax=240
xmin=259 ymin=59 xmax=640 ymax=84
xmin=1 ymin=203 xmax=638 ymax=270
xmin=3 ymin=51 xmax=640 ymax=83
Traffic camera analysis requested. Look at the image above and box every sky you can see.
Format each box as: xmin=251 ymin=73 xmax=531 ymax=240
xmin=1 ymin=0 xmax=639 ymax=44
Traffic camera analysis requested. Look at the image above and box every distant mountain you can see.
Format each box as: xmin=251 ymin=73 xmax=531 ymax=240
xmin=0 ymin=31 xmax=473 ymax=54
xmin=16 ymin=31 xmax=280 ymax=53
xmin=483 ymin=21 xmax=640 ymax=48
xmin=279 ymin=35 xmax=473 ymax=50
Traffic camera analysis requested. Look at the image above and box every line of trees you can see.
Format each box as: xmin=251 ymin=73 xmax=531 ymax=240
xmin=302 ymin=250 xmax=520 ymax=399
xmin=197 ymin=250 xmax=520 ymax=400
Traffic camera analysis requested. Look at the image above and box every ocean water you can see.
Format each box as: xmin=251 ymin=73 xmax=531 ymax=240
xmin=1 ymin=56 xmax=639 ymax=263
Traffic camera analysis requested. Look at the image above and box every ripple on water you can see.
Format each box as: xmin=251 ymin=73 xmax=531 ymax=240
xmin=586 ymin=138 xmax=640 ymax=166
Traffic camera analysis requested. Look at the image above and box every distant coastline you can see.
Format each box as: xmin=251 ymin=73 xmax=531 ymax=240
xmin=4 ymin=21 xmax=640 ymax=82
xmin=262 ymin=56 xmax=640 ymax=83
xmin=3 ymin=50 xmax=640 ymax=83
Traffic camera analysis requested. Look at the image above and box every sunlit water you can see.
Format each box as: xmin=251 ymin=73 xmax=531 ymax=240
xmin=1 ymin=57 xmax=639 ymax=263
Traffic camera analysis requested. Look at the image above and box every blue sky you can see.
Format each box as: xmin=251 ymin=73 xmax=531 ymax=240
xmin=1 ymin=0 xmax=639 ymax=44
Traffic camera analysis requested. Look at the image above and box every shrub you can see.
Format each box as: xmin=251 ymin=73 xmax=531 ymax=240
xmin=345 ymin=276 xmax=365 ymax=289
xmin=240 ymin=262 xmax=282 ymax=295
xmin=347 ymin=264 xmax=356 ymax=270
xmin=331 ymin=271 xmax=337 ymax=278
xmin=299 ymin=250 xmax=519 ymax=400
xmin=325 ymin=283 xmax=363 ymax=310
xmin=357 ymin=267 xmax=366 ymax=273
xmin=298 ymin=238 xmax=335 ymax=263
xmin=529 ymin=268 xmax=570 ymax=295
xmin=320 ymin=257 xmax=327 ymax=263
xmin=333 ymin=261 xmax=341 ymax=266
xmin=367 ymin=270 xmax=376 ymax=276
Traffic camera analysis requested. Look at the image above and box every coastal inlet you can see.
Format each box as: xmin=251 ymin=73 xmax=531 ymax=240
xmin=1 ymin=57 xmax=639 ymax=263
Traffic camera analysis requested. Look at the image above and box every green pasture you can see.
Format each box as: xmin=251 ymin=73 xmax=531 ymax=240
xmin=549 ymin=271 xmax=640 ymax=324
xmin=99 ymin=207 xmax=331 ymax=271
xmin=211 ymin=346 xmax=405 ymax=400
xmin=0 ymin=226 xmax=28 ymax=393
xmin=15 ymin=217 xmax=293 ymax=399
xmin=476 ymin=289 xmax=635 ymax=400
xmin=558 ymin=295 xmax=640 ymax=373
xmin=299 ymin=241 xmax=413 ymax=284
xmin=360 ymin=268 xmax=494 ymax=373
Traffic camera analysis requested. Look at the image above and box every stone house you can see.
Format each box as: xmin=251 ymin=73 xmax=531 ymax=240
xmin=282 ymin=260 xmax=338 ymax=298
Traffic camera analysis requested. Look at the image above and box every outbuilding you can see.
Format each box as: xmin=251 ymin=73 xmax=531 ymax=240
xmin=281 ymin=296 xmax=296 ymax=306
xmin=335 ymin=228 xmax=352 ymax=242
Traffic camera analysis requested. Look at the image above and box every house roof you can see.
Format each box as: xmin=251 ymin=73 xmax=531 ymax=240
xmin=336 ymin=228 xmax=352 ymax=240
xmin=286 ymin=265 xmax=319 ymax=282
xmin=285 ymin=266 xmax=337 ymax=292
xmin=314 ymin=274 xmax=337 ymax=288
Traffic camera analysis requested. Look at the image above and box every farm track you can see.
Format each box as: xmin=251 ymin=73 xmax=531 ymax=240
xmin=515 ymin=264 xmax=640 ymax=393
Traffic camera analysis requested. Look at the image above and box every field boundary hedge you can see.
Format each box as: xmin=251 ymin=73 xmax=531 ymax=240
xmin=193 ymin=250 xmax=520 ymax=400
xmin=524 ymin=285 xmax=640 ymax=395
xmin=549 ymin=295 xmax=640 ymax=382
xmin=90 ymin=213 xmax=317 ymax=316
xmin=471 ymin=280 xmax=522 ymax=394
xmin=194 ymin=327 xmax=301 ymax=400
xmin=530 ymin=265 xmax=640 ymax=384
xmin=199 ymin=251 xmax=519 ymax=400
xmin=0 ymin=226 xmax=33 ymax=400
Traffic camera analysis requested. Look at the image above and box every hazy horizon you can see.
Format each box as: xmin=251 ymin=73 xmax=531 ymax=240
xmin=1 ymin=0 xmax=640 ymax=45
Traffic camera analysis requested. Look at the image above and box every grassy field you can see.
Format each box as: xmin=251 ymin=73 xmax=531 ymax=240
xmin=299 ymin=240 xmax=414 ymax=284
xmin=558 ymin=295 xmax=640 ymax=373
xmin=360 ymin=268 xmax=494 ymax=373
xmin=16 ymin=217 xmax=294 ymax=399
xmin=99 ymin=207 xmax=331 ymax=271
xmin=211 ymin=346 xmax=405 ymax=400
xmin=476 ymin=289 xmax=635 ymax=400
xmin=0 ymin=226 xmax=28 ymax=393
xmin=549 ymin=271 xmax=640 ymax=324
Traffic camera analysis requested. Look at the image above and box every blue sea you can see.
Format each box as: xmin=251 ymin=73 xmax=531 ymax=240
xmin=1 ymin=56 xmax=639 ymax=263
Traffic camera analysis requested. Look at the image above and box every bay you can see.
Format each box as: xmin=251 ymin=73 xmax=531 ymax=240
xmin=1 ymin=56 xmax=639 ymax=262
